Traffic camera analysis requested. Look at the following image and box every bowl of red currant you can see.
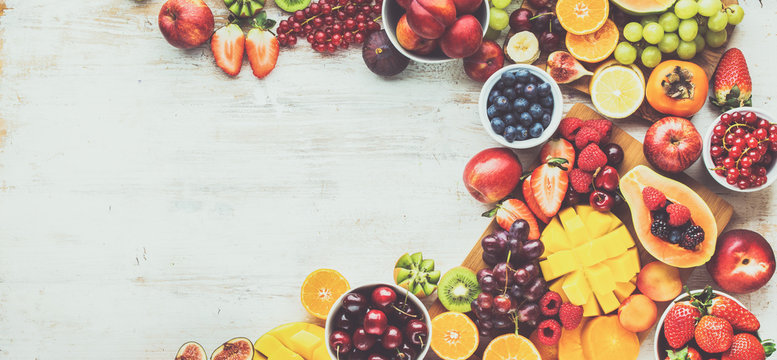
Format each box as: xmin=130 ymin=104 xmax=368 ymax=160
xmin=703 ymin=107 xmax=777 ymax=192
xmin=325 ymin=283 xmax=431 ymax=360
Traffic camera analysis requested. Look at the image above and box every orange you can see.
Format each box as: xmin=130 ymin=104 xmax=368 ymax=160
xmin=483 ymin=333 xmax=541 ymax=360
xmin=430 ymin=312 xmax=479 ymax=360
xmin=300 ymin=269 xmax=350 ymax=319
xmin=555 ymin=0 xmax=609 ymax=35
xmin=565 ymin=19 xmax=619 ymax=63
xmin=580 ymin=315 xmax=639 ymax=360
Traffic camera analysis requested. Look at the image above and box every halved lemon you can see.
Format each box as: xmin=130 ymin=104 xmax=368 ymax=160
xmin=590 ymin=65 xmax=645 ymax=119
xmin=300 ymin=269 xmax=350 ymax=319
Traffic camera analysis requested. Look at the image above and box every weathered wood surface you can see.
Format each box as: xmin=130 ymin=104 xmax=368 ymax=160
xmin=0 ymin=1 xmax=775 ymax=359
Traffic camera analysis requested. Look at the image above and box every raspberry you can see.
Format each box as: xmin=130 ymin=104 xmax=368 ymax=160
xmin=642 ymin=186 xmax=667 ymax=211
xmin=537 ymin=319 xmax=562 ymax=346
xmin=577 ymin=144 xmax=607 ymax=172
xmin=559 ymin=117 xmax=583 ymax=142
xmin=680 ymin=225 xmax=705 ymax=250
xmin=539 ymin=291 xmax=562 ymax=316
xmin=575 ymin=126 xmax=603 ymax=149
xmin=569 ymin=168 xmax=593 ymax=193
xmin=583 ymin=119 xmax=612 ymax=141
xmin=559 ymin=303 xmax=583 ymax=330
xmin=667 ymin=203 xmax=691 ymax=226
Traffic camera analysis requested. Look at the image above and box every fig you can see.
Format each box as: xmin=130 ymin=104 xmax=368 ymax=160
xmin=211 ymin=338 xmax=254 ymax=360
xmin=176 ymin=342 xmax=207 ymax=360
xmin=362 ymin=30 xmax=410 ymax=77
xmin=545 ymin=51 xmax=592 ymax=84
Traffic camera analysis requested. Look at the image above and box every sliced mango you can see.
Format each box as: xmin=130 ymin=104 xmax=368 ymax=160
xmin=549 ymin=278 xmax=570 ymax=303
xmin=582 ymin=293 xmax=601 ymax=317
xmin=594 ymin=290 xmax=620 ymax=314
xmin=256 ymin=323 xmax=327 ymax=360
xmin=562 ymin=270 xmax=592 ymax=306
xmin=614 ymin=281 xmax=637 ymax=303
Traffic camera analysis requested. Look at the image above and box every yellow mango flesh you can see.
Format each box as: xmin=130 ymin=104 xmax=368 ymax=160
xmin=255 ymin=323 xmax=327 ymax=360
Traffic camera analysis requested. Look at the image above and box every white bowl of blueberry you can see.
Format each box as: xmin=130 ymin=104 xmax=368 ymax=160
xmin=479 ymin=64 xmax=563 ymax=149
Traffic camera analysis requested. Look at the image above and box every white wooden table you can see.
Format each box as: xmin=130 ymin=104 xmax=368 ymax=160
xmin=0 ymin=0 xmax=775 ymax=359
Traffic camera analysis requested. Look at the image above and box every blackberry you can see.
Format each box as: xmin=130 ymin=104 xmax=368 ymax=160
xmin=668 ymin=229 xmax=683 ymax=244
xmin=651 ymin=220 xmax=670 ymax=241
xmin=680 ymin=225 xmax=705 ymax=250
xmin=652 ymin=211 xmax=669 ymax=223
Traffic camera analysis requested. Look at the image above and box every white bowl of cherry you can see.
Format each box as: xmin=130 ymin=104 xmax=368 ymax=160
xmin=325 ymin=283 xmax=431 ymax=360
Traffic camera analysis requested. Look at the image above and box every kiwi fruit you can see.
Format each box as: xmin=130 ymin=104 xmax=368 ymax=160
xmin=275 ymin=0 xmax=311 ymax=13
xmin=438 ymin=266 xmax=481 ymax=313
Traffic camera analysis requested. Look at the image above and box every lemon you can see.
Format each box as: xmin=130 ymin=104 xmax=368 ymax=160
xmin=590 ymin=65 xmax=645 ymax=119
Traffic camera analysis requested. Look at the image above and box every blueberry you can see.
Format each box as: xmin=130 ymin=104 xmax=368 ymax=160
xmin=540 ymin=95 xmax=554 ymax=108
xmin=515 ymin=125 xmax=529 ymax=141
xmin=503 ymin=113 xmax=517 ymax=126
xmin=668 ymin=229 xmax=683 ymax=244
xmin=529 ymin=103 xmax=544 ymax=121
xmin=512 ymin=98 xmax=529 ymax=113
xmin=491 ymin=117 xmax=506 ymax=135
xmin=487 ymin=105 xmax=499 ymax=119
xmin=501 ymin=71 xmax=517 ymax=87
xmin=537 ymin=83 xmax=551 ymax=97
xmin=519 ymin=112 xmax=533 ymax=127
xmin=503 ymin=87 xmax=517 ymax=100
xmin=488 ymin=90 xmax=502 ymax=105
xmin=494 ymin=79 xmax=506 ymax=90
xmin=529 ymin=122 xmax=544 ymax=138
xmin=541 ymin=113 xmax=552 ymax=128
xmin=514 ymin=69 xmax=530 ymax=84
xmin=523 ymin=84 xmax=537 ymax=100
xmin=513 ymin=83 xmax=524 ymax=97
xmin=531 ymin=74 xmax=543 ymax=84
xmin=503 ymin=126 xmax=518 ymax=142
xmin=494 ymin=96 xmax=510 ymax=112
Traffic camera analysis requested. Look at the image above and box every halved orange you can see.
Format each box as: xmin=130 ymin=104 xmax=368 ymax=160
xmin=483 ymin=333 xmax=541 ymax=360
xmin=300 ymin=269 xmax=350 ymax=319
xmin=430 ymin=312 xmax=479 ymax=360
xmin=565 ymin=19 xmax=619 ymax=63
xmin=555 ymin=0 xmax=609 ymax=35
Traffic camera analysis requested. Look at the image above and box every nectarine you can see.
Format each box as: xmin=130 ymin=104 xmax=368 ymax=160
xmin=396 ymin=14 xmax=439 ymax=55
xmin=636 ymin=261 xmax=683 ymax=302
xmin=617 ymin=294 xmax=657 ymax=333
xmin=406 ymin=0 xmax=457 ymax=39
xmin=452 ymin=0 xmax=483 ymax=14
xmin=439 ymin=15 xmax=483 ymax=58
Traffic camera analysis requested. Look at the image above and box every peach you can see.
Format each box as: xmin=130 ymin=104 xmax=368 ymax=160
xmin=396 ymin=14 xmax=439 ymax=55
xmin=617 ymin=294 xmax=658 ymax=333
xmin=452 ymin=0 xmax=483 ymax=14
xmin=439 ymin=15 xmax=483 ymax=58
xmin=406 ymin=0 xmax=457 ymax=40
xmin=636 ymin=261 xmax=683 ymax=302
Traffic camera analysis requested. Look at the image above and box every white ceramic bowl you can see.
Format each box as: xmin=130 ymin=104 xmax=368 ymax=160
xmin=702 ymin=107 xmax=777 ymax=192
xmin=653 ymin=289 xmax=748 ymax=360
xmin=478 ymin=64 xmax=564 ymax=149
xmin=325 ymin=283 xmax=432 ymax=360
xmin=381 ymin=0 xmax=489 ymax=63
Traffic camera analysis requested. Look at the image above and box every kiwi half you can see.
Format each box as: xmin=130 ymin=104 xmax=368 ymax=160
xmin=438 ymin=267 xmax=481 ymax=313
xmin=275 ymin=0 xmax=311 ymax=13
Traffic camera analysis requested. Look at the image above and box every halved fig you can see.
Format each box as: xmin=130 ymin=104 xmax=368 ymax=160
xmin=211 ymin=337 xmax=254 ymax=360
xmin=175 ymin=341 xmax=207 ymax=360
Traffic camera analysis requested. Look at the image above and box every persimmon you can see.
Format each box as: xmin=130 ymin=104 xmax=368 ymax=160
xmin=646 ymin=60 xmax=708 ymax=117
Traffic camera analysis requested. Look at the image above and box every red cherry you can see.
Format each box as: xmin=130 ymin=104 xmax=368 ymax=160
xmin=589 ymin=191 xmax=614 ymax=212
xmin=404 ymin=319 xmax=428 ymax=346
xmin=593 ymin=166 xmax=619 ymax=192
xmin=330 ymin=331 xmax=353 ymax=354
xmin=371 ymin=286 xmax=396 ymax=308
xmin=352 ymin=328 xmax=377 ymax=351
xmin=363 ymin=309 xmax=388 ymax=335
xmin=381 ymin=326 xmax=403 ymax=350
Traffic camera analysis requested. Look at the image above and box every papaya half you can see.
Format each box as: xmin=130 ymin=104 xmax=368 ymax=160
xmin=620 ymin=165 xmax=717 ymax=268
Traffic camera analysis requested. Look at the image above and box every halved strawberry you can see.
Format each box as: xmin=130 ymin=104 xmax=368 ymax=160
xmin=523 ymin=176 xmax=551 ymax=224
xmin=539 ymin=138 xmax=576 ymax=166
xmin=487 ymin=199 xmax=540 ymax=240
xmin=246 ymin=12 xmax=279 ymax=79
xmin=530 ymin=158 xmax=569 ymax=219
xmin=211 ymin=23 xmax=245 ymax=76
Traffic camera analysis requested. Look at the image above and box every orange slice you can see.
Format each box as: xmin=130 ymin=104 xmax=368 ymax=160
xmin=483 ymin=333 xmax=541 ymax=360
xmin=556 ymin=0 xmax=609 ymax=35
xmin=565 ymin=19 xmax=619 ymax=63
xmin=430 ymin=312 xmax=479 ymax=360
xmin=300 ymin=269 xmax=350 ymax=319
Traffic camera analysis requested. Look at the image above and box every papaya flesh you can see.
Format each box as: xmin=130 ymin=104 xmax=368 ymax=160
xmin=620 ymin=165 xmax=717 ymax=268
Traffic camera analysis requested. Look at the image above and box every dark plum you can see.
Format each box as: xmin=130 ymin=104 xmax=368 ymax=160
xmin=509 ymin=8 xmax=533 ymax=32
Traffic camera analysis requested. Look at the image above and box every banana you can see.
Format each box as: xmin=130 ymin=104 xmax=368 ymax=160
xmin=504 ymin=31 xmax=540 ymax=64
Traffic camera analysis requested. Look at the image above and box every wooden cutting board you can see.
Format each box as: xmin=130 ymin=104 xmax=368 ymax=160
xmin=426 ymin=103 xmax=734 ymax=358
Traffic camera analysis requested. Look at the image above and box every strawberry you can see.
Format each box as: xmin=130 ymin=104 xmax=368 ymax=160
xmin=665 ymin=346 xmax=703 ymax=360
xmin=574 ymin=126 xmax=603 ymax=149
xmin=642 ymin=186 xmax=667 ymax=210
xmin=708 ymin=296 xmax=760 ymax=332
xmin=663 ymin=301 xmax=701 ymax=349
xmin=577 ymin=144 xmax=607 ymax=172
xmin=711 ymin=48 xmax=752 ymax=110
xmin=211 ymin=23 xmax=245 ymax=76
xmin=485 ymin=199 xmax=541 ymax=240
xmin=569 ymin=168 xmax=593 ymax=193
xmin=523 ymin=175 xmax=551 ymax=224
xmin=721 ymin=334 xmax=775 ymax=360
xmin=559 ymin=117 xmax=583 ymax=142
xmin=531 ymin=158 xmax=569 ymax=219
xmin=246 ymin=12 xmax=279 ymax=79
xmin=539 ymin=138 xmax=576 ymax=166
xmin=583 ymin=119 xmax=612 ymax=142
xmin=559 ymin=303 xmax=583 ymax=330
xmin=667 ymin=203 xmax=691 ymax=226
xmin=695 ymin=315 xmax=734 ymax=353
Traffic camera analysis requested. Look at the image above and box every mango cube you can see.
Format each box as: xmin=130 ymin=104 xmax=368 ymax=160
xmin=562 ymin=271 xmax=592 ymax=306
xmin=573 ymin=242 xmax=607 ymax=268
xmin=592 ymin=226 xmax=631 ymax=259
xmin=614 ymin=281 xmax=637 ymax=302
xmin=584 ymin=263 xmax=615 ymax=294
xmin=540 ymin=249 xmax=579 ymax=281
xmin=623 ymin=247 xmax=641 ymax=275
xmin=549 ymin=278 xmax=570 ymax=303
xmin=575 ymin=204 xmax=594 ymax=221
xmin=288 ymin=330 xmax=322 ymax=359
xmin=586 ymin=210 xmax=614 ymax=239
xmin=541 ymin=217 xmax=572 ymax=257
xmin=559 ymin=208 xmax=591 ymax=247
xmin=582 ymin=293 xmax=601 ymax=317
xmin=257 ymin=335 xmax=304 ymax=360
xmin=605 ymin=250 xmax=639 ymax=283
xmin=594 ymin=290 xmax=620 ymax=314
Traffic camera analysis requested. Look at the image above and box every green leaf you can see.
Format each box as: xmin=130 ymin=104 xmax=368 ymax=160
xmin=252 ymin=11 xmax=275 ymax=30
xmin=762 ymin=339 xmax=775 ymax=357
xmin=482 ymin=207 xmax=499 ymax=218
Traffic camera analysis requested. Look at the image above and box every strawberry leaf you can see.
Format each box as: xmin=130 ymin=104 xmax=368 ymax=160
xmin=252 ymin=11 xmax=276 ymax=30
xmin=482 ymin=207 xmax=498 ymax=218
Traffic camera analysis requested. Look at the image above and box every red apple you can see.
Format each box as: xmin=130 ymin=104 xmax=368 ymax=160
xmin=452 ymin=0 xmax=483 ymax=14
xmin=158 ymin=0 xmax=214 ymax=49
xmin=707 ymin=229 xmax=775 ymax=294
xmin=440 ymin=15 xmax=483 ymax=58
xmin=397 ymin=0 xmax=413 ymax=9
xmin=643 ymin=117 xmax=702 ymax=173
xmin=396 ymin=14 xmax=439 ymax=55
xmin=463 ymin=41 xmax=504 ymax=82
xmin=406 ymin=0 xmax=457 ymax=40
xmin=463 ymin=148 xmax=522 ymax=203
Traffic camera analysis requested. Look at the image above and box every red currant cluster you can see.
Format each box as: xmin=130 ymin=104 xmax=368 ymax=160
xmin=276 ymin=0 xmax=382 ymax=53
xmin=710 ymin=111 xmax=777 ymax=190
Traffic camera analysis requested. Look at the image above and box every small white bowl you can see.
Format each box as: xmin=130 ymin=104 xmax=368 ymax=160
xmin=381 ymin=0 xmax=489 ymax=63
xmin=702 ymin=107 xmax=777 ymax=192
xmin=325 ymin=283 xmax=432 ymax=360
xmin=653 ymin=289 xmax=748 ymax=360
xmin=478 ymin=64 xmax=564 ymax=149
